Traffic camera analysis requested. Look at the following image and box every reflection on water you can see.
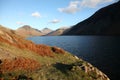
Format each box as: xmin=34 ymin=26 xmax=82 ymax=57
xmin=28 ymin=36 xmax=120 ymax=80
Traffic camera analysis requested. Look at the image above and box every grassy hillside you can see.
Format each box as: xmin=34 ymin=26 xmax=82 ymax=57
xmin=0 ymin=25 xmax=110 ymax=80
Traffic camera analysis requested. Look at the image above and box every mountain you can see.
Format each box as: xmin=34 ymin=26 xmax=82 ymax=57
xmin=16 ymin=25 xmax=43 ymax=37
xmin=63 ymin=1 xmax=120 ymax=35
xmin=41 ymin=28 xmax=52 ymax=35
xmin=0 ymin=25 xmax=110 ymax=80
xmin=46 ymin=27 xmax=69 ymax=36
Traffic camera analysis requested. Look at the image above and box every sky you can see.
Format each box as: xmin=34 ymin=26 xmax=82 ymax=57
xmin=0 ymin=0 xmax=117 ymax=30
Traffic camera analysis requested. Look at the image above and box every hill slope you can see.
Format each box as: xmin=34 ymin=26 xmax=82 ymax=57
xmin=16 ymin=25 xmax=43 ymax=37
xmin=46 ymin=27 xmax=69 ymax=36
xmin=0 ymin=25 xmax=110 ymax=80
xmin=41 ymin=28 xmax=53 ymax=35
xmin=63 ymin=1 xmax=120 ymax=35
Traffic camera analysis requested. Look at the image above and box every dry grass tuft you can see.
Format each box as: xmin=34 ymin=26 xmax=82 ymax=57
xmin=0 ymin=57 xmax=40 ymax=72
xmin=51 ymin=46 xmax=66 ymax=54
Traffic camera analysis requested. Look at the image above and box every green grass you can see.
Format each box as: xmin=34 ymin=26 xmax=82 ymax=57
xmin=0 ymin=42 xmax=80 ymax=65
xmin=0 ymin=42 xmax=108 ymax=80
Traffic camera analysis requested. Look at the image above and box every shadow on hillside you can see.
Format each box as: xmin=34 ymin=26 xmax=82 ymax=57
xmin=53 ymin=63 xmax=72 ymax=75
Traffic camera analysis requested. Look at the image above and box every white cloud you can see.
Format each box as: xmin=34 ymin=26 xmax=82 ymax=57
xmin=58 ymin=1 xmax=80 ymax=14
xmin=50 ymin=19 xmax=61 ymax=24
xmin=58 ymin=0 xmax=113 ymax=14
xmin=80 ymin=0 xmax=113 ymax=8
xmin=16 ymin=21 xmax=25 ymax=25
xmin=31 ymin=12 xmax=41 ymax=18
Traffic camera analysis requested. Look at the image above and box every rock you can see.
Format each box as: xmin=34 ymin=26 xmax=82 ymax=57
xmin=81 ymin=65 xmax=88 ymax=73
xmin=0 ymin=59 xmax=2 ymax=64
xmin=18 ymin=75 xmax=28 ymax=80
xmin=73 ymin=55 xmax=79 ymax=60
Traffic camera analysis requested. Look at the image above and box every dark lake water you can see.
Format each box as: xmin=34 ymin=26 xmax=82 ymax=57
xmin=27 ymin=36 xmax=120 ymax=80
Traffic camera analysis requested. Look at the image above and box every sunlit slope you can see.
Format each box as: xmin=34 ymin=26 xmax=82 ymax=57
xmin=0 ymin=25 xmax=110 ymax=80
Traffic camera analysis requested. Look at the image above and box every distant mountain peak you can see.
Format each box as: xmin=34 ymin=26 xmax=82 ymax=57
xmin=41 ymin=28 xmax=52 ymax=35
xmin=42 ymin=27 xmax=52 ymax=30
xmin=45 ymin=27 xmax=69 ymax=36
xmin=43 ymin=27 xmax=50 ymax=29
xmin=20 ymin=25 xmax=31 ymax=29
xmin=16 ymin=25 xmax=43 ymax=37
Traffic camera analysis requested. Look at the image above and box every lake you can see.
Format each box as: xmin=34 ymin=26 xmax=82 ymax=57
xmin=27 ymin=36 xmax=120 ymax=80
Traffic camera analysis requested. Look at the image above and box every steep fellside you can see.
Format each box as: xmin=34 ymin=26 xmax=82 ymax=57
xmin=0 ymin=25 xmax=110 ymax=80
xmin=16 ymin=25 xmax=43 ymax=37
xmin=0 ymin=26 xmax=55 ymax=57
xmin=63 ymin=1 xmax=120 ymax=35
